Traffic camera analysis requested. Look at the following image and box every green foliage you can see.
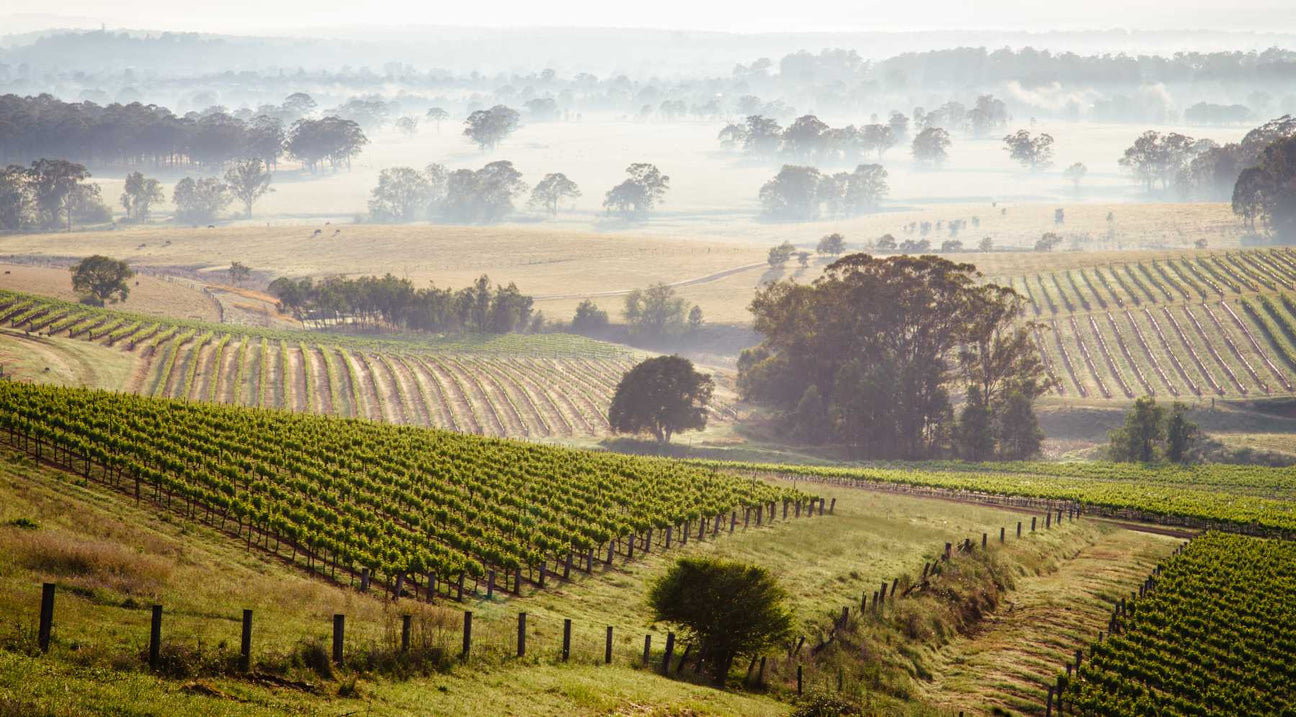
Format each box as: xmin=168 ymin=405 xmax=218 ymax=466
xmin=767 ymin=240 xmax=797 ymax=267
xmin=817 ymin=233 xmax=846 ymax=255
xmin=648 ymin=556 xmax=793 ymax=685
xmin=0 ymin=381 xmax=803 ymax=585
xmin=622 ymin=283 xmax=688 ymax=339
xmin=1109 ymin=397 xmax=1199 ymax=464
xmin=956 ymin=387 xmax=995 ymax=461
xmin=571 ymin=299 xmax=609 ymax=334
xmin=1065 ymin=533 xmax=1296 ymax=715
xmin=742 ymin=253 xmax=1044 ymax=459
xmin=224 ymin=159 xmax=274 ymax=218
xmin=69 ymin=255 xmax=134 ymax=307
xmin=790 ymin=692 xmax=863 ymax=717
xmin=603 ymin=163 xmax=670 ymax=219
xmin=609 ymin=355 xmax=713 ymax=443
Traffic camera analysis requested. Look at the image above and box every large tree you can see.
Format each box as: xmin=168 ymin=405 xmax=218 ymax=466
xmin=442 ymin=161 xmax=527 ymax=223
xmin=1003 ymin=130 xmax=1055 ymax=170
xmin=28 ymin=159 xmax=101 ymax=232
xmin=647 ymin=557 xmax=793 ymax=685
xmin=623 ymin=282 xmax=689 ymax=338
xmin=286 ymin=116 xmax=368 ymax=172
xmin=70 ymin=255 xmax=133 ymax=306
xmin=758 ymin=165 xmax=823 ymax=221
xmin=173 ymin=177 xmax=231 ymax=223
xmin=528 ymin=173 xmax=581 ymax=217
xmin=603 ymin=163 xmax=670 ymax=219
xmin=463 ymin=105 xmax=521 ymax=151
xmin=369 ymin=167 xmax=434 ymax=222
xmin=224 ymin=159 xmax=273 ymax=218
xmin=740 ymin=253 xmax=1045 ymax=459
xmin=608 ymin=355 xmax=714 ymax=443
xmin=120 ymin=171 xmax=163 ymax=222
xmin=1230 ymin=135 xmax=1296 ymax=241
xmin=912 ymin=127 xmax=951 ymax=166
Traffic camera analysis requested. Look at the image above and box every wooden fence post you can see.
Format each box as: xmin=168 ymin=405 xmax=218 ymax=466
xmin=730 ymin=511 xmax=737 ymax=533
xmin=330 ymin=614 xmax=346 ymax=666
xmin=944 ymin=542 xmax=952 ymax=560
xmin=829 ymin=498 xmax=836 ymax=514
xmin=757 ymin=656 xmax=767 ymax=686
xmin=1032 ymin=516 xmax=1037 ymax=532
xmin=1046 ymin=512 xmax=1052 ymax=529
xmin=661 ymin=632 xmax=675 ymax=674
xmin=401 ymin=614 xmax=411 ymax=654
xmin=1000 ymin=526 xmax=1005 ymax=543
xmin=37 ymin=583 xmax=54 ymax=653
xmin=605 ymin=626 xmax=613 ymax=664
xmin=360 ymin=567 xmax=370 ymax=592
xmin=797 ymin=665 xmax=803 ymax=695
xmin=486 ymin=570 xmax=495 ymax=599
xmin=462 ymin=611 xmax=472 ymax=659
xmin=642 ymin=635 xmax=651 ymax=665
xmin=240 ymin=609 xmax=253 ymax=672
xmin=149 ymin=605 xmax=162 ymax=670
xmin=517 ymin=613 xmax=527 ymax=657
xmin=1017 ymin=521 xmax=1022 ymax=538
xmin=457 ymin=572 xmax=465 ymax=601
xmin=783 ymin=500 xmax=789 ymax=519
xmin=665 ymin=525 xmax=673 ymax=548
xmin=539 ymin=563 xmax=547 ymax=588
xmin=562 ymin=619 xmax=572 ymax=661
xmin=982 ymin=533 xmax=987 ymax=549
xmin=514 ymin=568 xmax=521 ymax=596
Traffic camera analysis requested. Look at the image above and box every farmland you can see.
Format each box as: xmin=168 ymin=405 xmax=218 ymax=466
xmin=1061 ymin=532 xmax=1296 ymax=715
xmin=0 ymin=288 xmax=664 ymax=440
xmin=1003 ymin=247 xmax=1296 ymax=401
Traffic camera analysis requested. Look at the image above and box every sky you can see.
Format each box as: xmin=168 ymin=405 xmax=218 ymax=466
xmin=4 ymin=0 xmax=1296 ymax=35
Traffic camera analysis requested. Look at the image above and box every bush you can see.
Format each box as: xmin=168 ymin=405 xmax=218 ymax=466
xmin=791 ymin=692 xmax=863 ymax=717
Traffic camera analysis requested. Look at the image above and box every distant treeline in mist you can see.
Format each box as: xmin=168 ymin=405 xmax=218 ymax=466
xmin=5 ymin=37 xmax=1296 ymax=126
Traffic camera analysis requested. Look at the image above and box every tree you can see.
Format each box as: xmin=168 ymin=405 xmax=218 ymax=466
xmin=759 ymin=165 xmax=823 ymax=221
xmin=224 ymin=159 xmax=273 ymax=218
xmin=425 ymin=107 xmax=449 ymax=132
xmin=463 ymin=105 xmax=521 ymax=151
xmin=28 ymin=159 xmax=101 ymax=232
xmin=1035 ymin=233 xmax=1063 ymax=252
xmin=571 ymin=299 xmax=609 ymax=333
xmin=979 ymin=237 xmax=994 ymax=252
xmin=1109 ymin=396 xmax=1167 ymax=462
xmin=1165 ymin=402 xmax=1201 ymax=464
xmin=781 ymin=115 xmax=829 ymax=159
xmin=1230 ymin=135 xmax=1296 ymax=241
xmin=767 ymin=241 xmax=796 ymax=267
xmin=120 ymin=171 xmax=163 ymax=222
xmin=1002 ymin=130 xmax=1055 ymax=170
xmin=830 ymin=164 xmax=888 ymax=216
xmin=609 ymin=355 xmax=714 ymax=443
xmin=742 ymin=115 xmax=783 ymax=155
xmin=1063 ymin=162 xmax=1088 ymax=190
xmin=688 ymin=304 xmax=704 ymax=332
xmin=956 ymin=387 xmax=995 ymax=461
xmin=647 ymin=557 xmax=793 ymax=685
xmin=623 ymin=283 xmax=688 ymax=339
xmin=969 ymin=95 xmax=1008 ymax=137
xmin=603 ymin=163 xmax=670 ymax=219
xmin=286 ymin=116 xmax=368 ymax=172
xmin=282 ymin=92 xmax=317 ymax=119
xmin=912 ymin=127 xmax=951 ymax=166
xmin=228 ymin=261 xmax=251 ymax=286
xmin=368 ymin=167 xmax=433 ymax=222
xmin=70 ymin=255 xmax=133 ymax=306
xmin=442 ymin=161 xmax=528 ymax=224
xmin=741 ymin=254 xmax=1043 ymax=459
xmin=173 ymin=177 xmax=231 ymax=223
xmin=247 ymin=115 xmax=286 ymax=170
xmin=817 ymin=233 xmax=845 ymax=255
xmin=395 ymin=116 xmax=419 ymax=138
xmin=528 ymin=173 xmax=581 ymax=217
xmin=996 ymin=388 xmax=1045 ymax=459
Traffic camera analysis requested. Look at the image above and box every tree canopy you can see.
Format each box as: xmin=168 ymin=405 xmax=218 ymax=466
xmin=647 ymin=557 xmax=793 ymax=685
xmin=609 ymin=355 xmax=714 ymax=443
xmin=739 ymin=253 xmax=1047 ymax=459
xmin=463 ymin=105 xmax=521 ymax=151
xmin=70 ymin=255 xmax=133 ymax=306
xmin=603 ymin=163 xmax=670 ymax=219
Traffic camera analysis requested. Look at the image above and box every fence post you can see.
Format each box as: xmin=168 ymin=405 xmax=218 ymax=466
xmin=944 ymin=542 xmax=952 ymax=561
xmin=1032 ymin=516 xmax=1037 ymax=532
xmin=401 ymin=614 xmax=411 ymax=654
xmin=360 ymin=567 xmax=370 ymax=592
xmin=1000 ymin=526 xmax=1005 ymax=543
xmin=1017 ymin=521 xmax=1022 ymax=538
xmin=829 ymin=497 xmax=836 ymax=514
xmin=757 ymin=656 xmax=767 ymax=686
xmin=1046 ymin=512 xmax=1052 ymax=529
xmin=642 ymin=634 xmax=651 ymax=665
xmin=605 ymin=626 xmax=613 ymax=664
xmin=539 ymin=563 xmax=547 ymax=588
xmin=982 ymin=533 xmax=987 ymax=549
xmin=457 ymin=572 xmax=465 ymax=601
xmin=514 ymin=568 xmax=521 ymax=596
xmin=665 ymin=525 xmax=672 ymax=549
xmin=332 ymin=614 xmax=345 ymax=665
xmin=797 ymin=664 xmax=803 ymax=695
xmin=517 ymin=613 xmax=527 ymax=657
xmin=730 ymin=511 xmax=737 ymax=533
xmin=487 ymin=570 xmax=495 ymax=599
xmin=462 ymin=611 xmax=473 ymax=659
xmin=562 ymin=619 xmax=572 ymax=661
xmin=661 ymin=632 xmax=675 ymax=674
xmin=37 ymin=583 xmax=55 ymax=653
xmin=240 ymin=609 xmax=253 ymax=672
xmin=148 ymin=605 xmax=162 ymax=670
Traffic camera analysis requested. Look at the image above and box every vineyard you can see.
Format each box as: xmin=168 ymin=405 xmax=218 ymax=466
xmin=1061 ymin=532 xmax=1296 ymax=715
xmin=1002 ymin=247 xmax=1296 ymax=401
xmin=0 ymin=381 xmax=807 ymax=600
xmin=701 ymin=459 xmax=1296 ymax=536
xmin=0 ymin=288 xmax=665 ymax=440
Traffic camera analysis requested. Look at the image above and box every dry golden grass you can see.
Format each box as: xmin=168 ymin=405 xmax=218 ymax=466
xmin=0 ymin=261 xmax=220 ymax=322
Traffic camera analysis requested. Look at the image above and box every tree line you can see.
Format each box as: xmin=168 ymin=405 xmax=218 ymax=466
xmin=738 ymin=253 xmax=1048 ymax=460
xmin=369 ymin=162 xmax=667 ymax=224
xmin=267 ymin=274 xmax=537 ymax=334
xmin=0 ymin=94 xmax=367 ymax=172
